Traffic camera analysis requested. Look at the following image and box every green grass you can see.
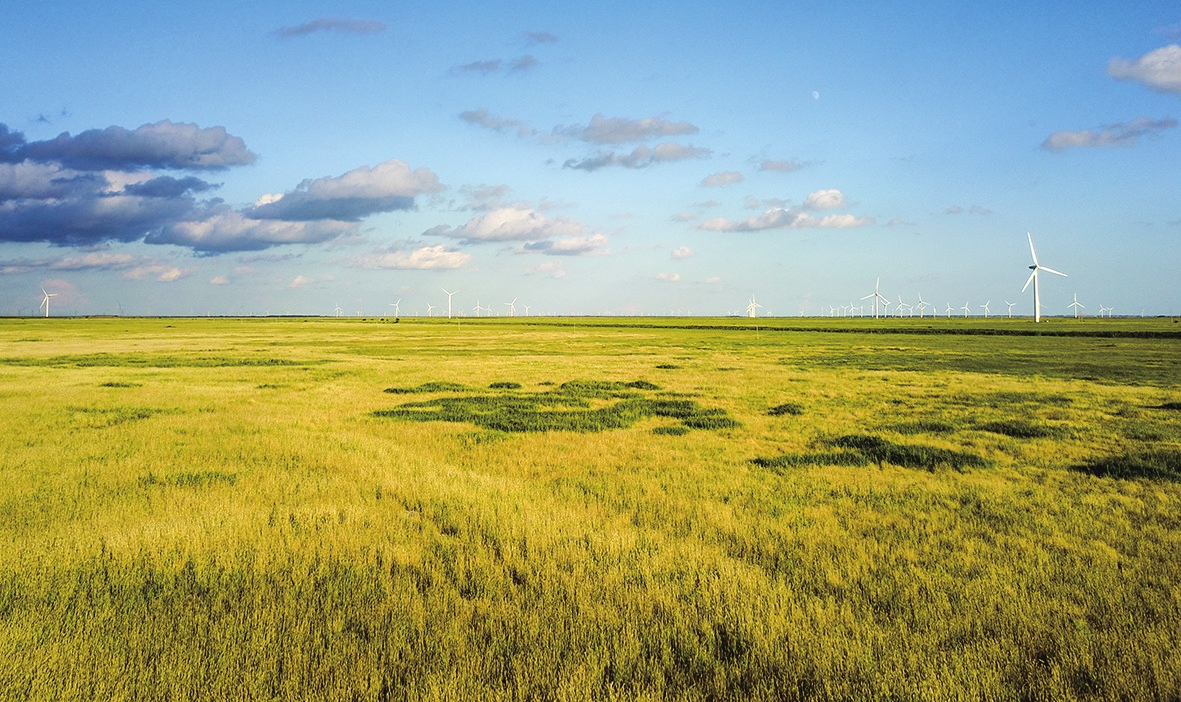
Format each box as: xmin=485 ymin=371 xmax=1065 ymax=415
xmin=1 ymin=315 xmax=1179 ymax=701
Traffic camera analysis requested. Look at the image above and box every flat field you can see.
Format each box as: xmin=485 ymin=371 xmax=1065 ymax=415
xmin=1 ymin=316 xmax=1179 ymax=701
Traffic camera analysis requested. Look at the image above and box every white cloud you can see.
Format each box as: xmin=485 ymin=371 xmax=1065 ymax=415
xmin=671 ymin=246 xmax=694 ymax=260
xmin=656 ymin=272 xmax=681 ymax=282
xmin=557 ymin=114 xmax=698 ymax=144
xmin=704 ymin=276 xmax=722 ymax=284
xmin=563 ymin=143 xmax=711 ymax=171
xmin=361 ymin=245 xmax=472 ymax=270
xmin=526 ymin=261 xmax=567 ymax=278
xmin=288 ymin=275 xmax=313 ymax=288
xmin=1041 ymin=118 xmax=1177 ymax=151
xmin=425 ymin=205 xmax=583 ymax=242
xmin=148 ymin=211 xmax=356 ymax=251
xmin=700 ymin=171 xmax=744 ymax=187
xmin=520 ymin=233 xmax=609 ymax=256
xmin=803 ymin=188 xmax=846 ymax=210
xmin=1107 ymin=44 xmax=1181 ymax=94
xmin=209 ymin=275 xmax=230 ymax=285
xmin=670 ymin=212 xmax=697 ymax=222
xmin=123 ymin=265 xmax=194 ymax=282
xmin=757 ymin=159 xmax=804 ymax=172
xmin=700 ymin=207 xmax=872 ymax=232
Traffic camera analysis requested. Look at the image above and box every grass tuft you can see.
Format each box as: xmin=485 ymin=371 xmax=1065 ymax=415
xmin=141 ymin=471 xmax=238 ymax=487
xmin=653 ymin=426 xmax=690 ymax=436
xmin=1073 ymin=450 xmax=1181 ymax=482
xmin=99 ymin=381 xmax=141 ymax=388
xmin=829 ymin=434 xmax=987 ymax=471
xmin=488 ymin=382 xmax=522 ymax=389
xmin=384 ymin=381 xmax=468 ymax=394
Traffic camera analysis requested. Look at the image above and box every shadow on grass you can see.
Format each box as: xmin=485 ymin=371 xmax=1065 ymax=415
xmin=1072 ymin=450 xmax=1181 ymax=482
xmin=974 ymin=419 xmax=1068 ymax=439
xmin=375 ymin=380 xmax=738 ymax=434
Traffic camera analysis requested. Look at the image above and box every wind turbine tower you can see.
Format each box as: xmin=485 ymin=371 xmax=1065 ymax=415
xmin=1005 ymin=300 xmax=1016 ymax=318
xmin=39 ymin=287 xmax=57 ymax=317
xmin=861 ymin=278 xmax=888 ymax=318
xmin=746 ymin=296 xmax=762 ymax=318
xmin=441 ymin=288 xmax=458 ymax=319
xmin=1069 ymin=293 xmax=1085 ymax=318
xmin=1022 ymin=233 xmax=1067 ymax=323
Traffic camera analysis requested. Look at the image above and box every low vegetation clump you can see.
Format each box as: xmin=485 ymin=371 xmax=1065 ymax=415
xmin=767 ymin=402 xmax=804 ymax=416
xmin=1156 ymin=401 xmax=1181 ymax=411
xmin=140 ymin=470 xmax=239 ymax=487
xmin=374 ymin=380 xmax=738 ymax=434
xmin=893 ymin=419 xmax=958 ymax=434
xmin=829 ymin=434 xmax=988 ymax=471
xmin=1073 ymin=449 xmax=1181 ymax=482
xmin=488 ymin=381 xmax=522 ymax=389
xmin=98 ymin=381 xmax=140 ymax=388
xmin=751 ymin=451 xmax=871 ymax=472
xmin=975 ymin=419 xmax=1065 ymax=438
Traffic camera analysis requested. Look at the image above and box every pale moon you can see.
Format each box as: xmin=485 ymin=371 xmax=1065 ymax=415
xmin=812 ymin=91 xmax=820 ymax=100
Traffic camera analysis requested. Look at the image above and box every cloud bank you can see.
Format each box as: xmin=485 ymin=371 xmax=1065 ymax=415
xmin=1042 ymin=118 xmax=1177 ymax=151
xmin=698 ymin=189 xmax=871 ymax=232
xmin=276 ymin=18 xmax=387 ymax=38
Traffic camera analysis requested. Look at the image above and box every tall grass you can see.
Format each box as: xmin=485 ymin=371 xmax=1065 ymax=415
xmin=1 ymin=316 xmax=1179 ymax=700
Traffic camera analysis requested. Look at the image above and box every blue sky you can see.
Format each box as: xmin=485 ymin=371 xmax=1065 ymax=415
xmin=2 ymin=0 xmax=1178 ymax=317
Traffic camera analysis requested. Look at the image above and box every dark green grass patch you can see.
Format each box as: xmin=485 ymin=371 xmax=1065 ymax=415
xmin=653 ymin=426 xmax=690 ymax=436
xmin=374 ymin=380 xmax=735 ymax=434
xmin=140 ymin=471 xmax=239 ymax=488
xmin=752 ymin=452 xmax=871 ymax=472
xmin=768 ymin=402 xmax=804 ymax=416
xmin=384 ymin=381 xmax=469 ymax=394
xmin=655 ymin=364 xmax=679 ymax=369
xmin=488 ymin=382 xmax=522 ymax=390
xmin=1072 ymin=450 xmax=1181 ymax=482
xmin=830 ymin=435 xmax=986 ymax=471
xmin=68 ymin=406 xmax=170 ymax=428
xmin=1156 ymin=401 xmax=1181 ymax=411
xmin=893 ymin=420 xmax=958 ymax=435
xmin=99 ymin=381 xmax=141 ymax=388
xmin=975 ymin=419 xmax=1066 ymax=439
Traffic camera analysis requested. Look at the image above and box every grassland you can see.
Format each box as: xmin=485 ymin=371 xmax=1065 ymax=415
xmin=1 ymin=315 xmax=1179 ymax=701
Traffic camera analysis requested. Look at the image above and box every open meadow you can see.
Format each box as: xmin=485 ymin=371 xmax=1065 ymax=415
xmin=1 ymin=315 xmax=1179 ymax=701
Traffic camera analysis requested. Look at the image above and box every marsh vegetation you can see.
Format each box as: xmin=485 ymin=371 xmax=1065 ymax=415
xmin=1 ymin=316 xmax=1179 ymax=700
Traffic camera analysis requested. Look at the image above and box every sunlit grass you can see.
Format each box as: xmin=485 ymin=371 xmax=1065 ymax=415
xmin=0 ymin=316 xmax=1179 ymax=700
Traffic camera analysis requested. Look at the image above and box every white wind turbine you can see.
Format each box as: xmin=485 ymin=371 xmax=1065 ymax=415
xmin=505 ymin=298 xmax=517 ymax=316
xmin=441 ymin=288 xmax=458 ymax=318
xmin=472 ymin=300 xmax=483 ymax=317
xmin=746 ymin=296 xmax=762 ymax=318
xmin=980 ymin=300 xmax=991 ymax=318
xmin=333 ymin=303 xmax=343 ymax=317
xmin=523 ymin=304 xmax=531 ymax=316
xmin=39 ymin=287 xmax=57 ymax=317
xmin=1005 ymin=300 xmax=1016 ymax=318
xmin=945 ymin=303 xmax=954 ymax=318
xmin=426 ymin=303 xmax=436 ymax=317
xmin=1069 ymin=293 xmax=1085 ymax=318
xmin=1022 ymin=232 xmax=1067 ymax=323
xmin=961 ymin=301 xmax=971 ymax=317
xmin=389 ymin=299 xmax=401 ymax=318
xmin=916 ymin=294 xmax=929 ymax=318
xmin=861 ymin=278 xmax=889 ymax=318
xmin=1099 ymin=304 xmax=1113 ymax=317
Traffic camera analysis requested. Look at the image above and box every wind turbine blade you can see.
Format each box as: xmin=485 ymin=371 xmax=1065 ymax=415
xmin=860 ymin=292 xmax=875 ymax=300
xmin=1027 ymin=232 xmax=1039 ymax=266
xmin=1021 ymin=270 xmax=1036 ymax=293
xmin=1040 ymin=266 xmax=1067 ymax=278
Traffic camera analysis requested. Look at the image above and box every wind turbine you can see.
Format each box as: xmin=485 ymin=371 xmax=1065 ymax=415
xmin=505 ymin=298 xmax=517 ymax=316
xmin=39 ymin=287 xmax=57 ymax=317
xmin=1005 ymin=300 xmax=1016 ymax=318
xmin=746 ymin=296 xmax=762 ymax=318
xmin=945 ymin=303 xmax=954 ymax=318
xmin=980 ymin=300 xmax=991 ymax=318
xmin=523 ymin=304 xmax=531 ymax=316
xmin=473 ymin=300 xmax=483 ymax=317
xmin=961 ymin=302 xmax=971 ymax=317
xmin=1022 ymin=232 xmax=1067 ymax=323
xmin=426 ymin=303 xmax=436 ymax=317
xmin=1099 ymin=304 xmax=1113 ymax=317
xmin=861 ymin=278 xmax=889 ymax=318
xmin=333 ymin=304 xmax=343 ymax=317
xmin=441 ymin=288 xmax=458 ymax=318
xmin=389 ymin=299 xmax=401 ymax=318
xmin=1069 ymin=293 xmax=1085 ymax=318
xmin=916 ymin=294 xmax=929 ymax=318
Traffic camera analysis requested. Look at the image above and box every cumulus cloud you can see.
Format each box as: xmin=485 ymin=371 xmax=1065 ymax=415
xmin=555 ymin=114 xmax=698 ymax=144
xmin=276 ymin=18 xmax=387 ymax=37
xmin=670 ymin=212 xmax=697 ymax=222
xmin=526 ymin=261 xmax=567 ymax=278
xmin=564 ymin=142 xmax=711 ymax=171
xmin=1041 ymin=118 xmax=1177 ymax=151
xmin=146 ymin=209 xmax=358 ymax=252
xmin=1107 ymin=45 xmax=1181 ymax=94
xmin=520 ymin=232 xmax=608 ymax=256
xmin=656 ymin=272 xmax=681 ymax=282
xmin=245 ymin=158 xmax=441 ymax=221
xmin=704 ymin=276 xmax=722 ymax=284
xmin=209 ymin=275 xmax=230 ymax=285
xmin=700 ymin=171 xmax=743 ymax=187
xmin=803 ymin=188 xmax=846 ymax=210
xmin=671 ymin=246 xmax=694 ymax=260
xmin=425 ymin=205 xmax=584 ymax=243
xmin=0 ymin=250 xmax=155 ymax=275
xmin=122 ymin=265 xmax=194 ymax=282
xmin=360 ymin=245 xmax=472 ymax=270
xmin=3 ymin=120 xmax=256 ymax=171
